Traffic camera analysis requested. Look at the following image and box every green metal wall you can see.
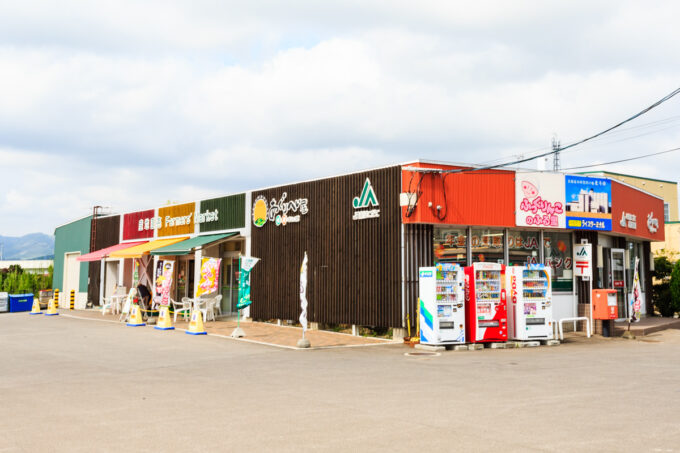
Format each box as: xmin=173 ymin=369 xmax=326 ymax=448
xmin=53 ymin=216 xmax=92 ymax=292
xmin=199 ymin=193 xmax=245 ymax=232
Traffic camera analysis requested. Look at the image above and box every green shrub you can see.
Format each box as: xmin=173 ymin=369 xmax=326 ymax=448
xmin=666 ymin=260 xmax=680 ymax=317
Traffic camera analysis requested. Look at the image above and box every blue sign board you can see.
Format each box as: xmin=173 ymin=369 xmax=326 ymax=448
xmin=564 ymin=175 xmax=612 ymax=231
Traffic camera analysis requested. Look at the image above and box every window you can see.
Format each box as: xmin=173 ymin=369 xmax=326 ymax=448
xmin=507 ymin=230 xmax=541 ymax=266
xmin=470 ymin=228 xmax=504 ymax=264
xmin=543 ymin=232 xmax=573 ymax=292
xmin=433 ymin=227 xmax=467 ymax=266
xmin=664 ymin=203 xmax=670 ymax=222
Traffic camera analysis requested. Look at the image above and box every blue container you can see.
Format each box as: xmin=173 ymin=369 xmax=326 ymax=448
xmin=9 ymin=294 xmax=34 ymax=312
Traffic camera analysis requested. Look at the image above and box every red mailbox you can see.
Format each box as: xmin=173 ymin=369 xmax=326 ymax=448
xmin=592 ymin=289 xmax=618 ymax=320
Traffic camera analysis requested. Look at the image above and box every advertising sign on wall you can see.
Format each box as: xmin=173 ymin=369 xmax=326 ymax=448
xmin=252 ymin=192 xmax=309 ymax=227
xmin=122 ymin=209 xmax=156 ymax=240
xmin=573 ymin=243 xmax=592 ymax=278
xmin=565 ymin=176 xmax=612 ymax=231
xmin=515 ymin=172 xmax=565 ymax=228
xmin=611 ymin=180 xmax=665 ymax=241
xmin=157 ymin=202 xmax=196 ymax=237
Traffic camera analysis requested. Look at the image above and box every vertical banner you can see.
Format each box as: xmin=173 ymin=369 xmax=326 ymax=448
xmin=155 ymin=260 xmax=174 ymax=306
xmin=630 ymin=257 xmax=642 ymax=322
xmin=299 ymin=252 xmax=308 ymax=332
xmin=237 ymin=256 xmax=260 ymax=309
xmin=196 ymin=257 xmax=222 ymax=297
xmin=133 ymin=259 xmax=140 ymax=287
xmin=155 ymin=259 xmax=164 ymax=300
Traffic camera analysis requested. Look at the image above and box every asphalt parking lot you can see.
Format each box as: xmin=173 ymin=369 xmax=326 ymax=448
xmin=1 ymin=312 xmax=679 ymax=452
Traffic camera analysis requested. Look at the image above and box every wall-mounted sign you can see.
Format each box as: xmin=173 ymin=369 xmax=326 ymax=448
xmin=573 ymin=243 xmax=592 ymax=278
xmin=619 ymin=212 xmax=637 ymax=230
xmin=196 ymin=209 xmax=219 ymax=224
xmin=123 ymin=209 xmax=155 ymax=240
xmin=158 ymin=202 xmax=196 ymax=237
xmin=352 ymin=178 xmax=380 ymax=220
xmin=515 ymin=173 xmax=565 ymax=228
xmin=252 ymin=192 xmax=309 ymax=227
xmin=565 ymin=176 xmax=612 ymax=231
xmin=647 ymin=212 xmax=659 ymax=233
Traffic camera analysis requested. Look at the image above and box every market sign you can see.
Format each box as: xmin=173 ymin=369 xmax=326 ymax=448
xmin=565 ymin=175 xmax=612 ymax=231
xmin=573 ymin=243 xmax=592 ymax=278
xmin=515 ymin=172 xmax=565 ymax=228
xmin=252 ymin=192 xmax=309 ymax=227
xmin=199 ymin=193 xmax=246 ymax=232
xmin=352 ymin=178 xmax=380 ymax=221
xmin=611 ymin=180 xmax=665 ymax=241
xmin=123 ymin=209 xmax=155 ymax=240
xmin=157 ymin=202 xmax=196 ymax=237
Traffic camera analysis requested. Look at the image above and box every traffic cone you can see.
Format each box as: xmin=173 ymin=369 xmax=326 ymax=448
xmin=126 ymin=303 xmax=146 ymax=327
xmin=29 ymin=299 xmax=42 ymax=315
xmin=44 ymin=299 xmax=59 ymax=316
xmin=185 ymin=310 xmax=207 ymax=335
xmin=154 ymin=306 xmax=174 ymax=330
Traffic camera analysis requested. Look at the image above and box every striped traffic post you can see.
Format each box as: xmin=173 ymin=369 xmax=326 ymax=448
xmin=70 ymin=290 xmax=75 ymax=310
xmin=54 ymin=289 xmax=60 ymax=309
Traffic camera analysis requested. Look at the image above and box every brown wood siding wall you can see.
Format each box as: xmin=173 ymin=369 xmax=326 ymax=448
xmin=404 ymin=224 xmax=433 ymax=330
xmin=87 ymin=215 xmax=120 ymax=305
xmin=251 ymin=166 xmax=402 ymax=327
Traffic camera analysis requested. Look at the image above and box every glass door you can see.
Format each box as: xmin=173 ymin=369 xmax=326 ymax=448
xmin=610 ymin=248 xmax=627 ymax=320
xmin=221 ymin=256 xmax=239 ymax=314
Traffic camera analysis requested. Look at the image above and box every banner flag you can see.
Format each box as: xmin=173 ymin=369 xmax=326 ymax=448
xmin=630 ymin=257 xmax=642 ymax=322
xmin=237 ymin=256 xmax=260 ymax=310
xmin=196 ymin=257 xmax=221 ymax=297
xmin=299 ymin=252 xmax=308 ymax=332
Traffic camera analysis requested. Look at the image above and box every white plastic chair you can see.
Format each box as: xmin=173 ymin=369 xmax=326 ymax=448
xmin=213 ymin=295 xmax=223 ymax=317
xmin=172 ymin=297 xmax=192 ymax=322
xmin=195 ymin=297 xmax=215 ymax=323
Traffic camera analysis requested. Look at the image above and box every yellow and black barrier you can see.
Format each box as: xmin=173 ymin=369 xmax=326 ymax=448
xmin=69 ymin=290 xmax=75 ymax=310
xmin=54 ymin=289 xmax=60 ymax=309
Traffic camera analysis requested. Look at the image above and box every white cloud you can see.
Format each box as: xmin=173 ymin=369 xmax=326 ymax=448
xmin=0 ymin=1 xmax=680 ymax=235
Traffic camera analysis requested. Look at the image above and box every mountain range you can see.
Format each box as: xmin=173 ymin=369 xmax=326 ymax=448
xmin=0 ymin=233 xmax=55 ymax=260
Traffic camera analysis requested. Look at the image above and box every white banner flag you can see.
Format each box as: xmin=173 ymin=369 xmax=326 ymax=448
xmin=630 ymin=257 xmax=642 ymax=322
xmin=299 ymin=252 xmax=308 ymax=332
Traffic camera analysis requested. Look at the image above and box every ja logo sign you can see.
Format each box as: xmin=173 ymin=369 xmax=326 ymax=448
xmin=352 ymin=178 xmax=380 ymax=220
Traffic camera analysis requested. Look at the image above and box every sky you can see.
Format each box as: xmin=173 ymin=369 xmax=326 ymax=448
xmin=2 ymin=0 xmax=680 ymax=236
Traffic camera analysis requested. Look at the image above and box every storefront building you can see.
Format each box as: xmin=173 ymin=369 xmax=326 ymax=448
xmin=74 ymin=193 xmax=248 ymax=316
xmin=56 ymin=160 xmax=665 ymax=333
xmin=53 ymin=215 xmax=92 ymax=308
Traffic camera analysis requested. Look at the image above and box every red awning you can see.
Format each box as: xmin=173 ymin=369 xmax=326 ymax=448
xmin=77 ymin=241 xmax=148 ymax=262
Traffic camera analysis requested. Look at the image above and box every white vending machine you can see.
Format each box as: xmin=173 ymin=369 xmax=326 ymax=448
xmin=506 ymin=264 xmax=553 ymax=340
xmin=418 ymin=263 xmax=466 ymax=345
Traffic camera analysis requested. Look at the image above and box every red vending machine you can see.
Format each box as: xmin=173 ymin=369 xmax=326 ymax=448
xmin=465 ymin=262 xmax=507 ymax=342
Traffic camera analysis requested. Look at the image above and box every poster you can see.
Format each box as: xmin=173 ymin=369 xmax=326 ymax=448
xmin=237 ymin=256 xmax=260 ymax=309
xmin=196 ymin=257 xmax=222 ymax=297
xmin=155 ymin=260 xmax=174 ymax=306
xmin=565 ymin=175 xmax=612 ymax=231
xmin=515 ymin=172 xmax=566 ymax=228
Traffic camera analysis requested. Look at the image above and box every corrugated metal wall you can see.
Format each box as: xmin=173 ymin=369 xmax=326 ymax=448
xmin=251 ymin=166 xmax=402 ymax=327
xmin=122 ymin=209 xmax=155 ymax=240
xmin=53 ymin=216 xmax=92 ymax=293
xmin=87 ymin=215 xmax=120 ymax=305
xmin=404 ymin=224 xmax=433 ymax=330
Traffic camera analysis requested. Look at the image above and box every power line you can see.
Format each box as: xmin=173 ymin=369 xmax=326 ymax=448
xmin=561 ymin=146 xmax=680 ymax=171
xmin=452 ymin=86 xmax=680 ymax=174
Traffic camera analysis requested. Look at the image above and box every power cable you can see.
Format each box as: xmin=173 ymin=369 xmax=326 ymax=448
xmin=561 ymin=146 xmax=680 ymax=171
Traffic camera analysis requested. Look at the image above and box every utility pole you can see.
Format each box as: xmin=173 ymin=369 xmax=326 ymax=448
xmin=552 ymin=136 xmax=561 ymax=172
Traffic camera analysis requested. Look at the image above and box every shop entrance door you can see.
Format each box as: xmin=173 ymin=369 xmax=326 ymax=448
xmin=221 ymin=255 xmax=240 ymax=315
xmin=610 ymin=248 xmax=627 ymax=320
